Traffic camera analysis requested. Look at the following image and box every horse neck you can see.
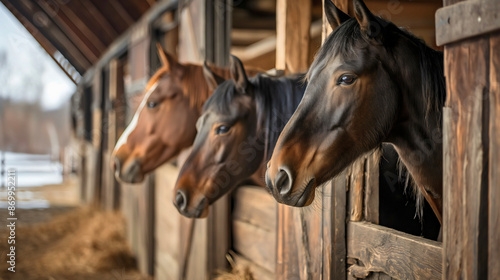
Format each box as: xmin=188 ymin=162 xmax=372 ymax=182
xmin=389 ymin=44 xmax=445 ymax=221
xmin=254 ymin=75 xmax=306 ymax=162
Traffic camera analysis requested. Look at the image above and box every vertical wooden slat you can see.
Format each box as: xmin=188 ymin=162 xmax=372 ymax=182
xmin=488 ymin=33 xmax=500 ymax=280
xmin=443 ymin=36 xmax=490 ymax=280
xmin=91 ymin=68 xmax=103 ymax=206
xmin=364 ymin=152 xmax=380 ymax=224
xmin=276 ymin=0 xmax=312 ymax=73
xmin=327 ymin=173 xmax=348 ymax=278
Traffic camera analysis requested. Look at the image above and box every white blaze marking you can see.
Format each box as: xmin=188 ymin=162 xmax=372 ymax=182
xmin=113 ymin=82 xmax=159 ymax=153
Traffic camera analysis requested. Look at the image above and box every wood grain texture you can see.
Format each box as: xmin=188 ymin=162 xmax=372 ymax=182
xmin=436 ymin=0 xmax=500 ymax=46
xmin=349 ymin=158 xmax=365 ymax=222
xmin=154 ymin=164 xmax=181 ymax=280
xmin=364 ymin=151 xmax=380 ymax=224
xmin=488 ymin=32 xmax=500 ymax=280
xmin=347 ymin=222 xmax=442 ymax=280
xmin=232 ymin=186 xmax=277 ymax=232
xmin=443 ymin=37 xmax=490 ymax=280
xmin=233 ymin=220 xmax=276 ymax=273
xmin=276 ymin=0 xmax=312 ymax=73
xmin=330 ymin=174 xmax=348 ymax=279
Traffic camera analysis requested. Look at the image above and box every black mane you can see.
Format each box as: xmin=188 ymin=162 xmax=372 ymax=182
xmin=308 ymin=17 xmax=445 ymax=128
xmin=204 ymin=73 xmax=307 ymax=161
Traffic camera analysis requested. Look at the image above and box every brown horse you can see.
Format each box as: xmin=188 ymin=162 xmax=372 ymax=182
xmin=173 ymin=56 xmax=306 ymax=218
xmin=112 ymin=45 xmax=251 ymax=183
xmin=266 ymin=0 xmax=445 ymax=223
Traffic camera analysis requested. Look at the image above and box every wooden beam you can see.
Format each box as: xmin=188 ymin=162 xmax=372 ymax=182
xmin=276 ymin=0 xmax=311 ymax=73
xmin=347 ymin=222 xmax=442 ymax=279
xmin=108 ymin=0 xmax=135 ymax=27
xmin=489 ymin=33 xmax=500 ymax=280
xmin=33 ymin=0 xmax=102 ymax=62
xmin=436 ymin=0 xmax=500 ymax=46
xmin=80 ymin=0 xmax=119 ymax=38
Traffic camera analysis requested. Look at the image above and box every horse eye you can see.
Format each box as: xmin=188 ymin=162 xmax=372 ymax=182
xmin=215 ymin=125 xmax=230 ymax=135
xmin=147 ymin=101 xmax=158 ymax=109
xmin=338 ymin=74 xmax=356 ymax=86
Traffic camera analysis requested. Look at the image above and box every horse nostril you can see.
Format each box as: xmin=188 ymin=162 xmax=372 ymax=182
xmin=275 ymin=167 xmax=293 ymax=196
xmin=175 ymin=190 xmax=188 ymax=211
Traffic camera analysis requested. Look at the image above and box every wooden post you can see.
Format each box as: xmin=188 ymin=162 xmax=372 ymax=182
xmin=91 ymin=67 xmax=103 ymax=206
xmin=276 ymin=0 xmax=311 ymax=73
xmin=436 ymin=0 xmax=500 ymax=278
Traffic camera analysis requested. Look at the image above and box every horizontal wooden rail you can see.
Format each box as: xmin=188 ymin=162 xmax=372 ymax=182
xmin=436 ymin=0 xmax=500 ymax=46
xmin=347 ymin=221 xmax=442 ymax=280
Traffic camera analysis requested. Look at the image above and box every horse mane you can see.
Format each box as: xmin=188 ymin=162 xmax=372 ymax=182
xmin=252 ymin=74 xmax=307 ymax=160
xmin=308 ymin=17 xmax=445 ymax=129
xmin=204 ymin=73 xmax=306 ymax=161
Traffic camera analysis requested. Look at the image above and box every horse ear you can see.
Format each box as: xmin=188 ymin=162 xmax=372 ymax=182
xmin=229 ymin=55 xmax=249 ymax=93
xmin=203 ymin=61 xmax=225 ymax=91
xmin=324 ymin=0 xmax=350 ymax=30
xmin=353 ymin=0 xmax=381 ymax=39
xmin=156 ymin=42 xmax=177 ymax=72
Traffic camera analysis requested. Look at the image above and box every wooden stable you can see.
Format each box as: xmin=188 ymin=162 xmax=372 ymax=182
xmin=5 ymin=0 xmax=497 ymax=279
xmin=70 ymin=0 xmax=500 ymax=279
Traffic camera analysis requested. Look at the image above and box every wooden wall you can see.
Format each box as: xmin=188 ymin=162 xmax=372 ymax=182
xmin=436 ymin=0 xmax=500 ymax=279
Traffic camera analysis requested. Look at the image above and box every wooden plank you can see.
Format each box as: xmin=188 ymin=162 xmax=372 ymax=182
xmin=233 ymin=220 xmax=276 ymax=273
xmin=232 ymin=253 xmax=275 ymax=280
xmin=436 ymin=0 xmax=500 ymax=46
xmin=276 ymin=0 xmax=312 ymax=73
xmin=489 ymin=32 xmax=500 ymax=280
xmin=207 ymin=196 xmax=231 ymax=277
xmin=80 ymin=0 xmax=119 ymax=38
xmin=349 ymin=158 xmax=365 ymax=222
xmin=136 ymin=174 xmax=155 ymax=275
xmin=347 ymin=222 xmax=442 ymax=280
xmin=364 ymin=151 xmax=380 ymax=224
xmin=443 ymin=37 xmax=489 ymax=280
xmin=155 ymin=164 xmax=181 ymax=280
xmin=328 ymin=173 xmax=348 ymax=279
xmin=232 ymin=186 xmax=277 ymax=232
xmin=108 ymin=0 xmax=135 ymax=26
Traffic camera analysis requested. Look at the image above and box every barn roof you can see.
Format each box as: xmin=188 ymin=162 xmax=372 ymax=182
xmin=0 ymin=0 xmax=157 ymax=83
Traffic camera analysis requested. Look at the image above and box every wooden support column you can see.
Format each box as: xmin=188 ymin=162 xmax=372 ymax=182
xmin=276 ymin=0 xmax=311 ymax=73
xmin=102 ymin=58 xmax=124 ymax=210
xmin=436 ymin=0 xmax=500 ymax=278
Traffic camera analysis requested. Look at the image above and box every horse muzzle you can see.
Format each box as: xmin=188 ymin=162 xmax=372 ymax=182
xmin=173 ymin=188 xmax=209 ymax=218
xmin=265 ymin=166 xmax=316 ymax=207
xmin=113 ymin=156 xmax=144 ymax=184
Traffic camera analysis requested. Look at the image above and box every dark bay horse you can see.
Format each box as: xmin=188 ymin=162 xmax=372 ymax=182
xmin=112 ymin=44 xmax=259 ymax=183
xmin=266 ymin=0 xmax=445 ymax=223
xmin=173 ymin=55 xmax=306 ymax=218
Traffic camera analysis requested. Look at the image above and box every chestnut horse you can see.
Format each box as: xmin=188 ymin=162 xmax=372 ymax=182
xmin=173 ymin=56 xmax=306 ymax=218
xmin=112 ymin=45 xmax=259 ymax=183
xmin=266 ymin=0 xmax=445 ymax=223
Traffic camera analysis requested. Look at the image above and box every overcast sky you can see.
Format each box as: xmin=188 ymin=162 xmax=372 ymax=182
xmin=0 ymin=2 xmax=76 ymax=111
